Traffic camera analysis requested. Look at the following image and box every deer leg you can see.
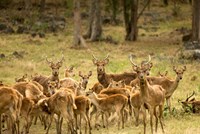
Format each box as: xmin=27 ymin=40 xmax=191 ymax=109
xmin=59 ymin=117 xmax=63 ymax=134
xmin=166 ymin=98 xmax=171 ymax=112
xmin=104 ymin=112 xmax=109 ymax=129
xmin=0 ymin=115 xmax=1 ymax=134
xmin=86 ymin=112 xmax=91 ymax=134
xmin=149 ymin=109 xmax=154 ymax=134
xmin=80 ymin=115 xmax=82 ymax=134
xmin=142 ymin=106 xmax=146 ymax=134
xmin=34 ymin=117 xmax=37 ymax=125
xmin=74 ymin=114 xmax=78 ymax=133
xmin=159 ymin=105 xmax=165 ymax=133
xmin=154 ymin=107 xmax=158 ymax=132
xmin=101 ymin=113 xmax=106 ymax=128
xmin=134 ymin=107 xmax=140 ymax=127
xmin=46 ymin=115 xmax=53 ymax=134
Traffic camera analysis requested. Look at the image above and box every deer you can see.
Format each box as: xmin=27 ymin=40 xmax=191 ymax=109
xmin=79 ymin=71 xmax=92 ymax=90
xmin=74 ymin=95 xmax=91 ymax=134
xmin=89 ymin=82 xmax=104 ymax=94
xmin=158 ymin=71 xmax=168 ymax=78
xmin=178 ymin=91 xmax=200 ymax=113
xmin=60 ymin=66 xmax=79 ymax=89
xmin=146 ymin=66 xmax=186 ymax=112
xmin=64 ymin=66 xmax=75 ymax=78
xmin=12 ymin=82 xmax=46 ymax=103
xmin=15 ymin=74 xmax=28 ymax=83
xmin=20 ymin=97 xmax=35 ymax=134
xmin=105 ymin=79 xmax=143 ymax=126
xmin=36 ymin=89 xmax=77 ymax=134
xmin=92 ymin=54 xmax=137 ymax=88
xmin=129 ymin=55 xmax=152 ymax=88
xmin=130 ymin=55 xmax=165 ymax=134
xmin=32 ymin=55 xmax=64 ymax=96
xmin=0 ymin=86 xmax=23 ymax=134
xmin=87 ymin=92 xmax=128 ymax=130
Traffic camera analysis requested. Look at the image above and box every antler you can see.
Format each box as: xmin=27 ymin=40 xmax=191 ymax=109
xmin=104 ymin=54 xmax=110 ymax=61
xmin=186 ymin=91 xmax=195 ymax=101
xmin=144 ymin=55 xmax=151 ymax=65
xmin=46 ymin=56 xmax=53 ymax=65
xmin=92 ymin=54 xmax=98 ymax=61
xmin=129 ymin=54 xmax=137 ymax=67
xmin=58 ymin=54 xmax=64 ymax=64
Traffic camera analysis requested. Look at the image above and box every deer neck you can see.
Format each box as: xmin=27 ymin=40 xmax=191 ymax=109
xmin=169 ymin=76 xmax=180 ymax=92
xmin=98 ymin=73 xmax=110 ymax=88
xmin=51 ymin=74 xmax=59 ymax=81
xmin=89 ymin=95 xmax=100 ymax=108
xmin=139 ymin=78 xmax=149 ymax=98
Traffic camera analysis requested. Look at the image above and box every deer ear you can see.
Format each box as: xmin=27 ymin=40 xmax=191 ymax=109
xmin=70 ymin=66 xmax=74 ymax=71
xmin=183 ymin=66 xmax=186 ymax=71
xmin=121 ymin=79 xmax=125 ymax=86
xmin=173 ymin=66 xmax=178 ymax=73
xmin=79 ymin=71 xmax=82 ymax=77
xmin=149 ymin=62 xmax=153 ymax=68
xmin=132 ymin=66 xmax=138 ymax=72
xmin=88 ymin=71 xmax=92 ymax=77
xmin=47 ymin=80 xmax=51 ymax=85
xmin=92 ymin=59 xmax=98 ymax=65
xmin=104 ymin=59 xmax=109 ymax=65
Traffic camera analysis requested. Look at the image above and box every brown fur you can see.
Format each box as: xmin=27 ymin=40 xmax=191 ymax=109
xmin=134 ymin=66 xmax=165 ymax=134
xmin=79 ymin=71 xmax=92 ymax=90
xmin=92 ymin=55 xmax=137 ymax=88
xmin=74 ymin=95 xmax=91 ymax=134
xmin=89 ymin=82 xmax=104 ymax=94
xmin=15 ymin=74 xmax=28 ymax=83
xmin=37 ymin=89 xmax=76 ymax=134
xmin=87 ymin=92 xmax=128 ymax=130
xmin=12 ymin=82 xmax=46 ymax=103
xmin=147 ymin=66 xmax=186 ymax=112
xmin=0 ymin=87 xmax=22 ymax=134
xmin=32 ymin=56 xmax=64 ymax=95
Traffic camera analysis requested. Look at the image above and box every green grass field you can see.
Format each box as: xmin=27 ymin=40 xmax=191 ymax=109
xmin=0 ymin=3 xmax=200 ymax=134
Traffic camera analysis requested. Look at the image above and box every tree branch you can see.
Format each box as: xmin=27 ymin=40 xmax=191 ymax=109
xmin=137 ymin=0 xmax=150 ymax=20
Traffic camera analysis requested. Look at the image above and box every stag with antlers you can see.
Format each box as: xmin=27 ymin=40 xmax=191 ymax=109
xmin=179 ymin=91 xmax=200 ymax=113
xmin=32 ymin=55 xmax=64 ymax=96
xmin=92 ymin=54 xmax=137 ymax=88
xmin=129 ymin=55 xmax=165 ymax=134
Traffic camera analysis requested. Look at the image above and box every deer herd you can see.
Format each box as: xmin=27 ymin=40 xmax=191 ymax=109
xmin=0 ymin=54 xmax=199 ymax=134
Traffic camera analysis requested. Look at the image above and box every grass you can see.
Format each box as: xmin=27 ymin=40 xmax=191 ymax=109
xmin=0 ymin=2 xmax=200 ymax=134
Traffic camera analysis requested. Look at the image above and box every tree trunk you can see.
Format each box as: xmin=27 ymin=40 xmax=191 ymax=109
xmin=111 ymin=0 xmax=118 ymax=24
xmin=123 ymin=0 xmax=130 ymax=38
xmin=73 ymin=0 xmax=86 ymax=48
xmin=192 ymin=0 xmax=200 ymax=42
xmin=84 ymin=0 xmax=102 ymax=41
xmin=40 ymin=0 xmax=46 ymax=13
xmin=90 ymin=0 xmax=102 ymax=41
xmin=163 ymin=0 xmax=168 ymax=6
xmin=129 ymin=0 xmax=138 ymax=41
xmin=123 ymin=0 xmax=138 ymax=41
xmin=84 ymin=0 xmax=95 ymax=38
